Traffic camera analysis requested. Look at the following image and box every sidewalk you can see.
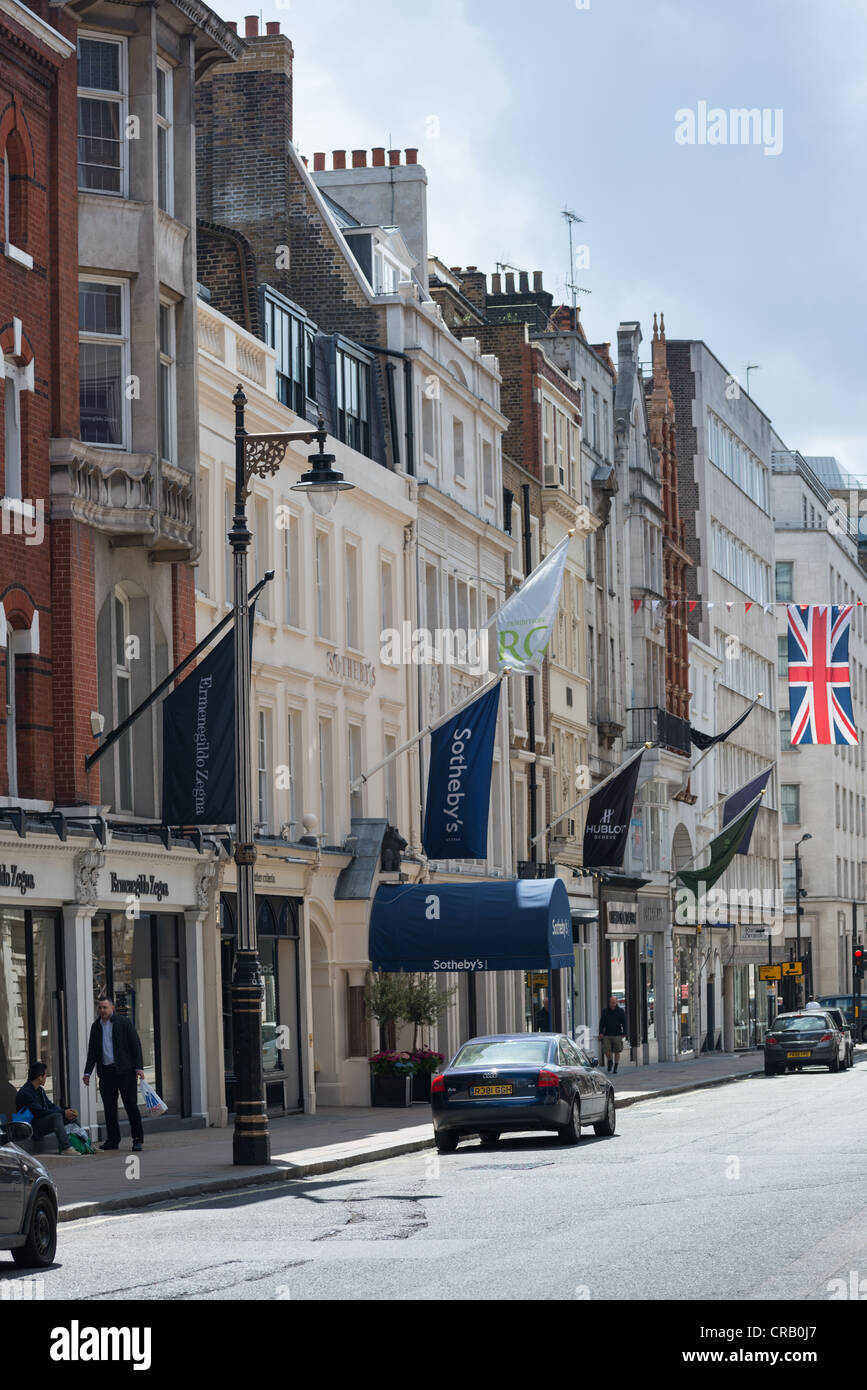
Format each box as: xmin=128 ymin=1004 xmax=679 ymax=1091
xmin=47 ymin=1050 xmax=764 ymax=1223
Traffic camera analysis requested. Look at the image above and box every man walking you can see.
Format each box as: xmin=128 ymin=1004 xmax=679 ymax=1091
xmin=16 ymin=1062 xmax=81 ymax=1155
xmin=598 ymin=994 xmax=628 ymax=1074
xmin=83 ymin=996 xmax=146 ymax=1152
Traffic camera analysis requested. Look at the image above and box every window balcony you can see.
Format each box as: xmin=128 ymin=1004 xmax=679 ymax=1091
xmin=49 ymin=439 xmax=194 ymax=555
xmin=627 ymin=705 xmax=691 ymax=757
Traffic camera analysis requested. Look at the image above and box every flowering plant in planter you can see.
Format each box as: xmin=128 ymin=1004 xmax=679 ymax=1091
xmin=368 ymin=1050 xmax=416 ymax=1077
xmin=410 ymin=1048 xmax=445 ymax=1074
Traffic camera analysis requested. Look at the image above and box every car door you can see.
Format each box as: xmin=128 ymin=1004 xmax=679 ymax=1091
xmin=0 ymin=1141 xmax=25 ymax=1236
xmin=562 ymin=1038 xmax=603 ymax=1119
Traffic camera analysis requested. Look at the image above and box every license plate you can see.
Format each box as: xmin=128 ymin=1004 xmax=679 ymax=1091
xmin=787 ymin=1050 xmax=811 ymax=1058
xmin=470 ymin=1084 xmax=513 ymax=1097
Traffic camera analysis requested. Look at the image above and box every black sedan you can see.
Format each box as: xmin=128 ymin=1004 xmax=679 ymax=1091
xmin=0 ymin=1118 xmax=59 ymax=1267
xmin=763 ymin=1011 xmax=848 ymax=1075
xmin=430 ymin=1033 xmax=616 ymax=1153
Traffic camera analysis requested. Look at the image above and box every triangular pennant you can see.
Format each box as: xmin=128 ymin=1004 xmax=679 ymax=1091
xmin=745 ymin=602 xmax=753 ymax=613
xmin=689 ymin=600 xmax=697 ymax=612
xmin=633 ymin=598 xmax=642 ymax=613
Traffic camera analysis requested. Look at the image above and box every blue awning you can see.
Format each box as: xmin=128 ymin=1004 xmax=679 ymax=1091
xmin=369 ymin=877 xmax=574 ymax=973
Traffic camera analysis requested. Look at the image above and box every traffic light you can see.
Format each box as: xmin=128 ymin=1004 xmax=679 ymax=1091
xmin=854 ymin=943 xmax=865 ymax=979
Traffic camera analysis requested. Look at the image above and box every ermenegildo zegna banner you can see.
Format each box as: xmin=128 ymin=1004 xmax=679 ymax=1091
xmin=161 ymin=612 xmax=254 ymax=826
xmin=582 ymin=751 xmax=644 ymax=870
xmin=422 ymin=683 xmax=502 ymax=860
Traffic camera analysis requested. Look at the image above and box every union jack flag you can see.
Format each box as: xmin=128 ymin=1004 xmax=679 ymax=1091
xmin=787 ymin=605 xmax=858 ymax=745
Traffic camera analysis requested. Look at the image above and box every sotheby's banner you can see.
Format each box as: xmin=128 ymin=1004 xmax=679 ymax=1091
xmin=422 ymin=683 xmax=502 ymax=859
xmin=161 ymin=610 xmax=256 ymax=826
xmin=495 ymin=534 xmax=571 ymax=674
xmin=582 ymin=751 xmax=644 ymax=869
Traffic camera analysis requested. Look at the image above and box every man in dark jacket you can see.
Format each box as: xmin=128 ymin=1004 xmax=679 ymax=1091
xmin=598 ymin=994 xmax=628 ymax=1074
xmin=16 ymin=1061 xmax=81 ymax=1155
xmin=83 ymin=995 xmax=146 ymax=1152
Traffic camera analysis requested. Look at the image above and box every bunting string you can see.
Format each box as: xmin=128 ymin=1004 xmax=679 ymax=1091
xmin=631 ymin=599 xmax=865 ymax=614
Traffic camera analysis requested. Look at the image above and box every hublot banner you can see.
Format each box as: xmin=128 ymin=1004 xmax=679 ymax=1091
xmin=582 ymin=753 xmax=645 ymax=869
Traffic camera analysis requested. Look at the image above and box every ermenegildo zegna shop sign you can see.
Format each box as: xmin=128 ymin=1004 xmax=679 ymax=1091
xmin=106 ymin=872 xmax=171 ymax=902
xmin=606 ymin=900 xmax=638 ymax=936
xmin=0 ymin=863 xmax=37 ymax=895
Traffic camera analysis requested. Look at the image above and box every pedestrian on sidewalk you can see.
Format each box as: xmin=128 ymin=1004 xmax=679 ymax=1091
xmin=82 ymin=996 xmax=146 ymax=1153
xmin=16 ymin=1062 xmax=82 ymax=1156
xmin=598 ymin=995 xmax=628 ymax=1074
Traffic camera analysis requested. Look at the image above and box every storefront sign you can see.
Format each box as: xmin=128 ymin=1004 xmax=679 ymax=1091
xmin=605 ymin=899 xmax=637 ymax=937
xmin=254 ymin=872 xmax=276 ymax=884
xmin=326 ymin=651 xmax=377 ymax=687
xmin=0 ymin=862 xmax=36 ymax=895
xmin=741 ymin=925 xmax=770 ymax=942
xmin=638 ymin=897 xmax=665 ymax=931
xmin=107 ymin=871 xmax=171 ymax=902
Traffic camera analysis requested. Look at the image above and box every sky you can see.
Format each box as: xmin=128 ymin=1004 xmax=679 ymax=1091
xmin=218 ymin=0 xmax=867 ymax=474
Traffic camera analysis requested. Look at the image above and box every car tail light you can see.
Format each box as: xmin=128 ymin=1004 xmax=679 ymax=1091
xmin=537 ymin=1068 xmax=559 ymax=1088
xmin=430 ymin=1073 xmax=445 ymax=1094
xmin=820 ymin=1032 xmax=832 ymax=1042
xmin=765 ymin=1036 xmax=777 ymax=1046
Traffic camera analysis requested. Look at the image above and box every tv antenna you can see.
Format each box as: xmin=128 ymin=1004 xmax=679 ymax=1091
xmin=562 ymin=208 xmax=585 ymax=312
xmin=745 ymin=363 xmax=761 ymax=394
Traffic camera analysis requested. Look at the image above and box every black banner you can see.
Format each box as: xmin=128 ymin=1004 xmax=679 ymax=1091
xmin=689 ymin=702 xmax=754 ymax=750
xmin=161 ymin=608 xmax=254 ymax=826
xmin=582 ymin=753 xmax=644 ymax=869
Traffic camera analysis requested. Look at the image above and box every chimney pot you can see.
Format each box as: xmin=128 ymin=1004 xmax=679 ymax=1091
xmin=449 ymin=266 xmax=461 ymax=275
xmin=266 ymin=21 xmax=280 ymax=34
xmin=533 ymin=271 xmax=543 ymax=291
xmin=333 ymin=150 xmax=347 ymax=170
xmin=313 ymin=152 xmax=325 ymax=172
xmin=301 ymin=156 xmax=308 ymax=168
xmin=225 ymin=19 xmax=237 ymax=31
xmin=388 ymin=149 xmax=401 ymax=166
xmin=405 ymin=148 xmax=418 ymax=164
xmin=352 ymin=149 xmax=367 ymax=168
xmin=505 ymin=272 xmax=515 ymax=293
xmin=466 ymin=265 xmax=477 ymax=272
xmin=244 ymin=15 xmax=258 ymax=37
xmin=491 ymin=273 xmax=502 ymax=294
xmin=519 ymin=271 xmax=529 ymax=292
xmin=372 ymin=147 xmax=386 ymax=166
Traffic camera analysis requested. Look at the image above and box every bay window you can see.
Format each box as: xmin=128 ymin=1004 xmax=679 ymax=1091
xmin=77 ymin=34 xmax=126 ymax=195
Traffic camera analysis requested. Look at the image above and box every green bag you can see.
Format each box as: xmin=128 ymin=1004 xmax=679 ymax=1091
xmin=67 ymin=1131 xmax=94 ymax=1155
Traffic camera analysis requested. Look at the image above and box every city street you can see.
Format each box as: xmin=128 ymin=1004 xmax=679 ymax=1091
xmin=18 ymin=1057 xmax=867 ymax=1303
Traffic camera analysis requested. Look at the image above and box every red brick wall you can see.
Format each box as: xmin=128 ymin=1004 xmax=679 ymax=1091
xmin=171 ymin=563 xmax=197 ymax=668
xmin=0 ymin=3 xmax=79 ymax=802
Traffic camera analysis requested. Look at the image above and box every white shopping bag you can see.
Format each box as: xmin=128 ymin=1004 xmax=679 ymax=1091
xmin=139 ymin=1077 xmax=168 ymax=1117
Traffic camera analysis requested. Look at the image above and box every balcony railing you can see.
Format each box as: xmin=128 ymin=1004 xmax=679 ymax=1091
xmin=627 ymin=706 xmax=691 ymax=757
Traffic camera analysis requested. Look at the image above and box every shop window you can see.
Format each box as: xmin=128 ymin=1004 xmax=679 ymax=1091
xmin=0 ymin=910 xmax=65 ymax=1116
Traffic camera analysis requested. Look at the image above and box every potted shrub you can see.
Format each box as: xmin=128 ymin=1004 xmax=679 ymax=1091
xmin=368 ymin=1050 xmax=415 ymax=1107
xmin=409 ymin=1047 xmax=445 ymax=1103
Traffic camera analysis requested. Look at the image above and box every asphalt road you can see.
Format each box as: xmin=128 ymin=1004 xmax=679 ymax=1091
xmin=9 ymin=1058 xmax=867 ymax=1301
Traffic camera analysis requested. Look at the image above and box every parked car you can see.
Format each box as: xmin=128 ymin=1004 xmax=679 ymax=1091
xmin=430 ymin=1033 xmax=616 ymax=1153
xmin=0 ymin=1118 xmax=58 ymax=1267
xmin=816 ymin=995 xmax=867 ymax=1042
xmin=763 ymin=1011 xmax=848 ymax=1075
xmin=821 ymin=1007 xmax=855 ymax=1067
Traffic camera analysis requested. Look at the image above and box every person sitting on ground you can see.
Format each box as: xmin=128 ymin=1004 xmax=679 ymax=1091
xmin=16 ymin=1061 xmax=82 ymax=1156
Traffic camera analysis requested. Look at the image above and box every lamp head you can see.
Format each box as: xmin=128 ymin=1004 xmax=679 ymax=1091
xmin=290 ymin=430 xmax=354 ymax=514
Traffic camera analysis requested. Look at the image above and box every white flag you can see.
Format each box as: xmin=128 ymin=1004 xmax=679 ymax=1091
xmin=494 ymin=534 xmax=571 ymax=674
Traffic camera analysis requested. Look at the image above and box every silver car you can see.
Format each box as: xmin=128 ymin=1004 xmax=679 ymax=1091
xmin=0 ymin=1118 xmax=59 ymax=1267
xmin=763 ymin=1011 xmax=849 ymax=1075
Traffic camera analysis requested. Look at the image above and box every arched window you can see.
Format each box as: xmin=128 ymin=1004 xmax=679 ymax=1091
xmin=2 ymin=129 xmax=29 ymax=254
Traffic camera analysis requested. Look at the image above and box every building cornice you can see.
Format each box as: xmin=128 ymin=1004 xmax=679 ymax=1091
xmin=1 ymin=0 xmax=75 ymax=61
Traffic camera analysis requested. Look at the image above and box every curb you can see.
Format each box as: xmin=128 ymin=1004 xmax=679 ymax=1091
xmin=57 ymin=1066 xmax=763 ymax=1224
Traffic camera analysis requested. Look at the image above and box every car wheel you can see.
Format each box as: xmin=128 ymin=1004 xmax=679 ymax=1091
xmin=829 ymin=1052 xmax=840 ymax=1073
xmin=434 ymin=1131 xmax=459 ymax=1154
xmin=12 ymin=1192 xmax=57 ymax=1269
xmin=764 ymin=1060 xmax=779 ymax=1076
xmin=557 ymin=1099 xmax=582 ymax=1144
xmin=593 ymin=1091 xmax=616 ymax=1137
xmin=478 ymin=1132 xmax=500 ymax=1148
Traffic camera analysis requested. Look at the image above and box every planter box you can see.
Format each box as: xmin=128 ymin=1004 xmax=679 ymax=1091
xmin=370 ymin=1072 xmax=412 ymax=1107
xmin=412 ymin=1070 xmax=432 ymax=1104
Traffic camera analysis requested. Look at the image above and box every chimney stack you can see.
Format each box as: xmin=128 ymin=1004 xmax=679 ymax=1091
xmin=313 ymin=152 xmax=325 ymax=172
xmin=352 ymin=150 xmax=367 ymax=167
xmin=266 ymin=21 xmax=280 ymax=34
xmin=332 ymin=150 xmax=347 ymax=170
xmin=459 ymin=267 xmax=487 ymax=311
xmin=225 ymin=19 xmax=237 ymax=31
xmin=372 ymin=147 xmax=386 ymax=166
xmin=244 ymin=15 xmax=258 ymax=37
xmin=533 ymin=271 xmax=543 ymax=291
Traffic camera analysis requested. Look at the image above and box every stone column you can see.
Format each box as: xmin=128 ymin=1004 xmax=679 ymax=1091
xmin=62 ymin=904 xmax=96 ymax=1137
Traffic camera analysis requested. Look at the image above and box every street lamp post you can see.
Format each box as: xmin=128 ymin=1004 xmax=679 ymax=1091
xmin=230 ymin=385 xmax=353 ymax=1166
xmin=794 ymin=832 xmax=812 ymax=1008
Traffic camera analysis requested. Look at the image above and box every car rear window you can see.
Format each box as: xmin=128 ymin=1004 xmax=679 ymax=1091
xmin=771 ymin=1016 xmax=831 ymax=1032
xmin=452 ymin=1039 xmax=551 ymax=1067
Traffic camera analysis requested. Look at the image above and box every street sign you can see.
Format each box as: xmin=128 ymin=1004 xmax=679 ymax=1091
xmin=741 ymin=926 xmax=770 ymax=941
xmin=781 ymin=960 xmax=803 ymax=977
xmin=759 ymin=965 xmax=781 ymax=980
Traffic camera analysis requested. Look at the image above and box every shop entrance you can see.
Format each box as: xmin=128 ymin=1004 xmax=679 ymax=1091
xmin=91 ymin=912 xmax=187 ymax=1118
xmin=605 ymin=937 xmax=638 ymax=1059
xmin=0 ymin=908 xmax=66 ymax=1118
